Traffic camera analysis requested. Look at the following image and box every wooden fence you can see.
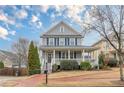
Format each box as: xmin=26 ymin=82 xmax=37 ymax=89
xmin=0 ymin=67 xmax=28 ymax=76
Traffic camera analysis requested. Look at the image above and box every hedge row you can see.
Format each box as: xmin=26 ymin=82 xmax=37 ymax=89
xmin=52 ymin=60 xmax=92 ymax=72
xmin=60 ymin=60 xmax=79 ymax=70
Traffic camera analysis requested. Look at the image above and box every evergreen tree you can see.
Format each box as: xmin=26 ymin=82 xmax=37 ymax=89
xmin=34 ymin=46 xmax=41 ymax=73
xmin=28 ymin=41 xmax=41 ymax=75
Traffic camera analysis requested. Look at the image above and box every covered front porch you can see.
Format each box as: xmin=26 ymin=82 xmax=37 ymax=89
xmin=40 ymin=46 xmax=100 ymax=72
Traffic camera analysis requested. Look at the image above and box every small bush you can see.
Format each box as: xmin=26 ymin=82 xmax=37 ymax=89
xmin=0 ymin=61 xmax=4 ymax=69
xmin=107 ymin=58 xmax=117 ymax=67
xmin=29 ymin=69 xmax=41 ymax=75
xmin=52 ymin=64 xmax=58 ymax=72
xmin=60 ymin=60 xmax=79 ymax=70
xmin=80 ymin=61 xmax=91 ymax=70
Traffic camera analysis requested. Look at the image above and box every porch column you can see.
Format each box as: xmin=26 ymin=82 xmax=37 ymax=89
xmin=96 ymin=50 xmax=99 ymax=70
xmin=53 ymin=50 xmax=55 ymax=64
xmin=82 ymin=49 xmax=85 ymax=61
xmin=89 ymin=52 xmax=91 ymax=61
xmin=93 ymin=51 xmax=94 ymax=59
xmin=68 ymin=50 xmax=70 ymax=59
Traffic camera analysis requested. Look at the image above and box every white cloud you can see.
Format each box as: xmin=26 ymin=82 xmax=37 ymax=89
xmin=40 ymin=6 xmax=50 ymax=13
xmin=0 ymin=26 xmax=16 ymax=40
xmin=48 ymin=5 xmax=85 ymax=25
xmin=31 ymin=15 xmax=39 ymax=22
xmin=30 ymin=15 xmax=43 ymax=29
xmin=15 ymin=9 xmax=28 ymax=19
xmin=0 ymin=26 xmax=9 ymax=40
xmin=37 ymin=21 xmax=42 ymax=28
xmin=21 ymin=5 xmax=31 ymax=10
xmin=9 ymin=31 xmax=16 ymax=36
xmin=0 ymin=12 xmax=15 ymax=25
xmin=65 ymin=6 xmax=85 ymax=23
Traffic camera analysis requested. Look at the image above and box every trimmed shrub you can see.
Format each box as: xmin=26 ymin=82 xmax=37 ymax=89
xmin=60 ymin=60 xmax=79 ymax=70
xmin=52 ymin=64 xmax=58 ymax=72
xmin=80 ymin=61 xmax=91 ymax=70
xmin=0 ymin=61 xmax=4 ymax=69
xmin=107 ymin=58 xmax=117 ymax=67
xmin=71 ymin=60 xmax=79 ymax=70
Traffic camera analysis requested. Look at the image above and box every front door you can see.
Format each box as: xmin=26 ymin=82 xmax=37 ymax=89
xmin=48 ymin=53 xmax=52 ymax=63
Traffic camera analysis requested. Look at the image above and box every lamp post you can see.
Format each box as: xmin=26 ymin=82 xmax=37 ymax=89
xmin=45 ymin=61 xmax=48 ymax=85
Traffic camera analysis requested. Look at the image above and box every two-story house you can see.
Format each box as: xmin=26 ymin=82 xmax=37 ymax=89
xmin=40 ymin=21 xmax=99 ymax=72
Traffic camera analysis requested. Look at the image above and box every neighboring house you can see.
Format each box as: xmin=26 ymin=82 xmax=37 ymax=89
xmin=0 ymin=50 xmax=26 ymax=68
xmin=0 ymin=50 xmax=17 ymax=67
xmin=40 ymin=21 xmax=99 ymax=72
xmin=92 ymin=33 xmax=124 ymax=60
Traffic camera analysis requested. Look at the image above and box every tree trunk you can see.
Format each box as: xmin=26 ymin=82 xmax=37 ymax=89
xmin=118 ymin=52 xmax=124 ymax=81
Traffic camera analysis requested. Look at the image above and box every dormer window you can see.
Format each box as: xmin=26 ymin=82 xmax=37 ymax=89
xmin=60 ymin=26 xmax=64 ymax=32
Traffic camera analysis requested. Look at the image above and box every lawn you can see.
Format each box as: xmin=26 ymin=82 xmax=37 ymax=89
xmin=1 ymin=68 xmax=124 ymax=87
xmin=40 ymin=68 xmax=124 ymax=87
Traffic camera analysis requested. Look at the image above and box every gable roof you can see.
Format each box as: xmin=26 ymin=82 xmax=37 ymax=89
xmin=41 ymin=20 xmax=83 ymax=37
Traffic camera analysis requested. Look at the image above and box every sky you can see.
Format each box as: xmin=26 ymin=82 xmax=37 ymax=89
xmin=0 ymin=5 xmax=100 ymax=51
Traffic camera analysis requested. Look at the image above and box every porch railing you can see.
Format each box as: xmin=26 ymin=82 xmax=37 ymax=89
xmin=54 ymin=58 xmax=83 ymax=65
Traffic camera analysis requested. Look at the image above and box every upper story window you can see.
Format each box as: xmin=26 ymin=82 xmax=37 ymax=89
xmin=60 ymin=26 xmax=64 ymax=33
xmin=70 ymin=38 xmax=75 ymax=46
xmin=77 ymin=38 xmax=81 ymax=45
xmin=59 ymin=38 xmax=65 ymax=46
xmin=55 ymin=37 xmax=59 ymax=46
xmin=65 ymin=38 xmax=69 ymax=46
xmin=49 ymin=38 xmax=54 ymax=46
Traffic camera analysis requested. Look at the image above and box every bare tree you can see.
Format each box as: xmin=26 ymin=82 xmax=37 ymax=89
xmin=83 ymin=5 xmax=124 ymax=81
xmin=12 ymin=38 xmax=29 ymax=75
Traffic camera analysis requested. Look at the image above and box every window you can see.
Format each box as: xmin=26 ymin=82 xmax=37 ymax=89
xmin=74 ymin=51 xmax=76 ymax=58
xmin=60 ymin=26 xmax=64 ymax=32
xmin=59 ymin=38 xmax=65 ymax=46
xmin=47 ymin=38 xmax=49 ymax=45
xmin=54 ymin=38 xmax=56 ymax=46
xmin=49 ymin=38 xmax=54 ymax=46
xmin=62 ymin=52 xmax=65 ymax=58
xmin=77 ymin=38 xmax=81 ymax=45
xmin=65 ymin=38 xmax=69 ymax=46
xmin=70 ymin=51 xmax=73 ymax=59
xmin=70 ymin=38 xmax=75 ymax=46
xmin=55 ymin=38 xmax=59 ymax=46
xmin=75 ymin=38 xmax=77 ymax=45
xmin=59 ymin=51 xmax=61 ymax=59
